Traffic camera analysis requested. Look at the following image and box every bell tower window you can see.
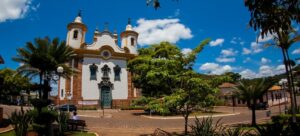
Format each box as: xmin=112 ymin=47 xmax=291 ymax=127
xmin=73 ymin=30 xmax=78 ymax=39
xmin=131 ymin=38 xmax=135 ymax=46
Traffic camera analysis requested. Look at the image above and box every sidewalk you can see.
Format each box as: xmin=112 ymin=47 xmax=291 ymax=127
xmin=142 ymin=113 xmax=240 ymax=120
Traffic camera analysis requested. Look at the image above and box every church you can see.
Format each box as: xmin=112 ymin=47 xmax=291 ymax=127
xmin=56 ymin=13 xmax=141 ymax=109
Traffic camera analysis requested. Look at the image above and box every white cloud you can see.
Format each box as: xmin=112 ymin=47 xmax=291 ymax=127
xmin=0 ymin=0 xmax=32 ymax=22
xmin=216 ymin=57 xmax=236 ymax=63
xmin=275 ymin=65 xmax=286 ymax=74
xmin=240 ymin=69 xmax=258 ymax=79
xmin=257 ymin=32 xmax=276 ymax=43
xmin=200 ymin=63 xmax=233 ymax=75
xmin=216 ymin=48 xmax=237 ymax=63
xmin=134 ymin=18 xmax=193 ymax=46
xmin=241 ymin=42 xmax=264 ymax=55
xmin=209 ymin=38 xmax=224 ymax=46
xmin=292 ymin=48 xmax=300 ymax=54
xmin=242 ymin=48 xmax=251 ymax=55
xmin=230 ymin=37 xmax=245 ymax=45
xmin=259 ymin=65 xmax=273 ymax=77
xmin=251 ymin=42 xmax=263 ymax=53
xmin=240 ymin=64 xmax=286 ymax=79
xmin=220 ymin=48 xmax=238 ymax=57
xmin=243 ymin=57 xmax=251 ymax=63
xmin=181 ymin=48 xmax=192 ymax=55
xmin=261 ymin=57 xmax=271 ymax=64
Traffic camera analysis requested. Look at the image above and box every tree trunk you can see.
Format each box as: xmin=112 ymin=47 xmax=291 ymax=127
xmin=184 ymin=114 xmax=188 ymax=135
xmin=281 ymin=48 xmax=296 ymax=122
xmin=42 ymin=79 xmax=50 ymax=100
xmin=184 ymin=104 xmax=189 ymax=135
xmin=251 ymin=104 xmax=256 ymax=126
xmin=285 ymin=49 xmax=297 ymax=108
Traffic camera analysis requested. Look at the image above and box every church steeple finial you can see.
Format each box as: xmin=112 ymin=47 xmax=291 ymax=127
xmin=128 ymin=18 xmax=131 ymax=25
xmin=78 ymin=9 xmax=82 ymax=17
xmin=104 ymin=22 xmax=109 ymax=31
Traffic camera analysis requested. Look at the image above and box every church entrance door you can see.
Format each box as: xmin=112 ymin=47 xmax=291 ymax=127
xmin=101 ymin=86 xmax=112 ymax=108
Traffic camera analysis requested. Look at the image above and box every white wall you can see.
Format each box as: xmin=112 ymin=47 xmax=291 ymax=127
xmin=81 ymin=57 xmax=128 ymax=100
xmin=87 ymin=33 xmax=125 ymax=53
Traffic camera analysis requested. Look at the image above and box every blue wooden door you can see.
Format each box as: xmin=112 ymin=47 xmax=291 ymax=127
xmin=101 ymin=86 xmax=111 ymax=108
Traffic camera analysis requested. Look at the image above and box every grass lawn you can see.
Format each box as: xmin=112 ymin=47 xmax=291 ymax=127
xmin=0 ymin=130 xmax=96 ymax=136
xmin=0 ymin=130 xmax=15 ymax=136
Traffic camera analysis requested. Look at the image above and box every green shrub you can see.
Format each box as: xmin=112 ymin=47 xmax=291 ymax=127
xmin=271 ymin=114 xmax=300 ymax=124
xmin=28 ymin=108 xmax=58 ymax=136
xmin=131 ymin=96 xmax=154 ymax=106
xmin=214 ymin=99 xmax=225 ymax=106
xmin=56 ymin=112 xmax=69 ymax=136
xmin=10 ymin=107 xmax=32 ymax=136
xmin=121 ymin=106 xmax=145 ymax=110
xmin=190 ymin=117 xmax=223 ymax=136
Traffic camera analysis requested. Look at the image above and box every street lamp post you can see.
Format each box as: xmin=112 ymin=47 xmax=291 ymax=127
xmin=55 ymin=66 xmax=64 ymax=107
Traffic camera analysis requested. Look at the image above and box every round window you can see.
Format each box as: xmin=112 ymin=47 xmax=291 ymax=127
xmin=101 ymin=50 xmax=111 ymax=59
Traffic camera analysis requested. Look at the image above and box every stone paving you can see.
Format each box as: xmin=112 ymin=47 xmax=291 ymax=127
xmin=0 ymin=104 xmax=285 ymax=136
xmin=79 ymin=106 xmax=279 ymax=136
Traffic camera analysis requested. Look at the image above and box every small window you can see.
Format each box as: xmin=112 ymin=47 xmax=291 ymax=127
xmin=73 ymin=30 xmax=78 ymax=39
xmin=130 ymin=38 xmax=135 ymax=46
xmin=61 ymin=89 xmax=64 ymax=97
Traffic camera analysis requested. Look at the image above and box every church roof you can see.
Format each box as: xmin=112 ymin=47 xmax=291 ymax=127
xmin=268 ymin=85 xmax=282 ymax=91
xmin=219 ymin=82 xmax=237 ymax=88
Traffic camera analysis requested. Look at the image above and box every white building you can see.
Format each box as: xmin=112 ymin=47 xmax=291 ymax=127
xmin=57 ymin=13 xmax=140 ymax=108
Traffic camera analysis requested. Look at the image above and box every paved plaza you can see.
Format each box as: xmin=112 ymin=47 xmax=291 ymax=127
xmin=0 ymin=104 xmax=288 ymax=136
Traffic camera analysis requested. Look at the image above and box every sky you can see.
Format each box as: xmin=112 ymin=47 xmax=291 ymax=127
xmin=0 ymin=0 xmax=300 ymax=79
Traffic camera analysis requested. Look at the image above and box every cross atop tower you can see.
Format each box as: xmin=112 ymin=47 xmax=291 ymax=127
xmin=78 ymin=9 xmax=82 ymax=17
xmin=128 ymin=18 xmax=131 ymax=25
xmin=104 ymin=22 xmax=109 ymax=31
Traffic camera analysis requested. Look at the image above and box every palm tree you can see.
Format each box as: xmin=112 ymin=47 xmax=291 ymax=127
xmin=13 ymin=37 xmax=76 ymax=99
xmin=234 ymin=79 xmax=270 ymax=126
xmin=265 ymin=30 xmax=300 ymax=119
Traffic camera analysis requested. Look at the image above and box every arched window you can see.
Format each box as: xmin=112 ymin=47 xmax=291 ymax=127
xmin=114 ymin=65 xmax=121 ymax=81
xmin=89 ymin=63 xmax=98 ymax=80
xmin=61 ymin=89 xmax=64 ymax=97
xmin=73 ymin=30 xmax=78 ymax=39
xmin=130 ymin=38 xmax=135 ymax=46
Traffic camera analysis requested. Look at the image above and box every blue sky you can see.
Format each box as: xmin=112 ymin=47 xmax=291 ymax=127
xmin=0 ymin=0 xmax=300 ymax=79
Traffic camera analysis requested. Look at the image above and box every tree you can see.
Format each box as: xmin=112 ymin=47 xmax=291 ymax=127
xmin=245 ymin=0 xmax=300 ymax=122
xmin=266 ymin=30 xmax=300 ymax=107
xmin=0 ymin=68 xmax=31 ymax=103
xmin=245 ymin=0 xmax=300 ymax=37
xmin=128 ymin=40 xmax=210 ymax=97
xmin=128 ymin=42 xmax=185 ymax=97
xmin=224 ymin=72 xmax=241 ymax=83
xmin=13 ymin=37 xmax=75 ymax=100
xmin=234 ymin=79 xmax=271 ymax=126
xmin=129 ymin=39 xmax=232 ymax=135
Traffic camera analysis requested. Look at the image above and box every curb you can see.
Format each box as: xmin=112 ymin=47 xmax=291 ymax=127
xmin=141 ymin=113 xmax=240 ymax=120
xmin=0 ymin=125 xmax=14 ymax=134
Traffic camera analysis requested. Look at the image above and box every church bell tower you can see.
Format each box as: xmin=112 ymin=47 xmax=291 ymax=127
xmin=66 ymin=11 xmax=87 ymax=49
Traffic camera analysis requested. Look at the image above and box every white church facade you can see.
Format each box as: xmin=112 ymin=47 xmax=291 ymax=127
xmin=57 ymin=13 xmax=140 ymax=108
